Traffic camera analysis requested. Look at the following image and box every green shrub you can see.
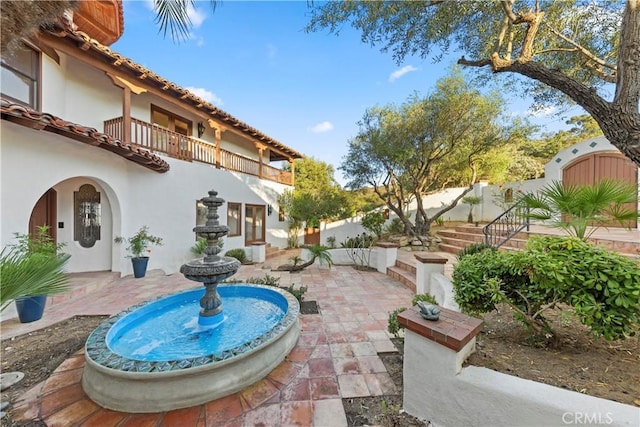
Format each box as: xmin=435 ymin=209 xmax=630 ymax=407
xmin=242 ymin=274 xmax=306 ymax=302
xmin=452 ymin=236 xmax=640 ymax=341
xmin=387 ymin=307 xmax=407 ymax=338
xmin=384 ymin=218 xmax=404 ymax=234
xmin=191 ymin=238 xmax=223 ymax=255
xmin=362 ymin=211 xmax=386 ymax=238
xmin=412 ymin=293 xmax=437 ymax=305
xmin=225 ymin=248 xmax=248 ymax=264
xmin=456 ymin=242 xmax=496 ymax=260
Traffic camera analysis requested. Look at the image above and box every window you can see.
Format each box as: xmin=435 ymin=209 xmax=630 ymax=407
xmin=1 ymin=44 xmax=39 ymax=109
xmin=227 ymin=203 xmax=241 ymax=237
xmin=151 ymin=105 xmax=192 ymax=135
xmin=74 ymin=184 xmax=101 ymax=248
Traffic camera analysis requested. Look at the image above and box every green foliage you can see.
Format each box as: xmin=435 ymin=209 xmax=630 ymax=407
xmin=12 ymin=225 xmax=65 ymax=257
xmin=115 ymin=226 xmax=163 ymax=258
xmin=361 ymin=210 xmax=386 ymax=238
xmin=280 ymin=284 xmax=308 ymax=303
xmin=242 ymin=274 xmax=307 ymax=303
xmin=412 ymin=293 xmax=438 ymax=306
xmin=225 ymin=248 xmax=248 ymax=264
xmin=457 ymin=243 xmax=496 ymax=260
xmin=306 ymin=2 xmax=622 ymax=105
xmin=387 ymin=307 xmax=408 ymax=338
xmin=452 ymin=236 xmax=640 ymax=341
xmin=520 ymin=180 xmax=639 ymax=239
xmin=461 ymin=195 xmax=482 ymax=223
xmin=1 ymin=226 xmax=70 ymax=311
xmin=340 ymin=69 xmax=526 ymax=237
xmin=280 ymin=157 xmax=355 ymax=227
xmin=191 ymin=237 xmax=223 ymax=256
xmin=308 ymin=244 xmax=333 ymax=268
xmin=325 ymin=235 xmax=337 ymax=249
xmin=434 ymin=216 xmax=445 ymax=227
xmin=384 ymin=218 xmax=404 ymax=234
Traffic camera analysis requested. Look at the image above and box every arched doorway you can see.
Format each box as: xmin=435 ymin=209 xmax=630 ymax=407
xmin=28 ymin=178 xmax=115 ymax=272
xmin=29 ymin=188 xmax=57 ymax=242
xmin=562 ymin=152 xmax=638 ymax=228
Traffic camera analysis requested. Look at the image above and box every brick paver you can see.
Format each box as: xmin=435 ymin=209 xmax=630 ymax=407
xmin=4 ymin=255 xmax=416 ymax=425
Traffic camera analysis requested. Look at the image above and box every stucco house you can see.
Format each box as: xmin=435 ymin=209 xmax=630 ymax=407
xmin=0 ymin=1 xmax=303 ymax=277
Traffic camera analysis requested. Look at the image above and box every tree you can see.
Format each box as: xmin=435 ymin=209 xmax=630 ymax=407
xmin=1 ymin=0 xmax=218 ymax=53
xmin=279 ymin=157 xmax=354 ymax=246
xmin=341 ymin=70 xmax=525 ymax=237
xmin=307 ymin=1 xmax=640 ymax=168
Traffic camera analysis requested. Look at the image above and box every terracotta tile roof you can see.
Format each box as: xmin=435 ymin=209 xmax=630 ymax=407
xmin=45 ymin=28 xmax=304 ymax=161
xmin=1 ymin=98 xmax=170 ymax=173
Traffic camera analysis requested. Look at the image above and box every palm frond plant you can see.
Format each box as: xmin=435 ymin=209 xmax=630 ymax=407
xmin=0 ymin=247 xmax=70 ymax=312
xmin=0 ymin=225 xmax=70 ymax=312
xmin=520 ymin=180 xmax=639 ymax=240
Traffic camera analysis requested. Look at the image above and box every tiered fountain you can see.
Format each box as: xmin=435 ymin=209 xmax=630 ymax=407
xmin=82 ymin=190 xmax=300 ymax=413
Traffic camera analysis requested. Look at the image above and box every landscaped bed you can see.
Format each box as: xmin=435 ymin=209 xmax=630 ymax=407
xmin=1 ymin=306 xmax=638 ymax=426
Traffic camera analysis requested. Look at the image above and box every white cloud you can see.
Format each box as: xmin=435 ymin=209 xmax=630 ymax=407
xmin=527 ymin=105 xmax=557 ymax=117
xmin=266 ymin=43 xmax=277 ymax=61
xmin=187 ymin=3 xmax=206 ymax=29
xmin=185 ymin=86 xmax=222 ymax=105
xmin=144 ymin=1 xmax=205 ymax=29
xmin=310 ymin=121 xmax=334 ymax=133
xmin=389 ymin=65 xmax=418 ymax=82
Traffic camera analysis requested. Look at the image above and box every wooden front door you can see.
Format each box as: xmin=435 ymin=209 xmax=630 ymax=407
xmin=29 ymin=188 xmax=57 ymax=241
xmin=563 ymin=152 xmax=638 ymax=228
xmin=245 ymin=204 xmax=265 ymax=245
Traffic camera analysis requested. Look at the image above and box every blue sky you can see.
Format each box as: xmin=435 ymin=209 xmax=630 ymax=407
xmin=114 ymin=0 xmax=581 ymax=185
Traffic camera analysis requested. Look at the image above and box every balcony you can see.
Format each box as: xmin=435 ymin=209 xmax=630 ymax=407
xmin=104 ymin=116 xmax=293 ymax=186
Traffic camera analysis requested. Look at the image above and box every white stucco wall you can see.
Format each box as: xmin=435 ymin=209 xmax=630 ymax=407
xmin=403 ymin=329 xmax=640 ymax=426
xmin=0 ymin=121 xmax=290 ymax=277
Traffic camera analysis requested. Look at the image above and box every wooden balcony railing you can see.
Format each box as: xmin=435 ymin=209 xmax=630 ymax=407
xmin=104 ymin=116 xmax=293 ymax=185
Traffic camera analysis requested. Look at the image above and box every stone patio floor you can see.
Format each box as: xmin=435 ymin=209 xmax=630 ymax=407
xmin=2 ymin=253 xmax=418 ymax=426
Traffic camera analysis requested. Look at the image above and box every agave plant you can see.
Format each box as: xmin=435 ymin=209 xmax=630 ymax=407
xmin=520 ymin=179 xmax=639 ymax=240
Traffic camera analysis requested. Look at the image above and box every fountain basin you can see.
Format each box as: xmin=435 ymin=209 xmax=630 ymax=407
xmin=82 ymin=284 xmax=300 ymax=413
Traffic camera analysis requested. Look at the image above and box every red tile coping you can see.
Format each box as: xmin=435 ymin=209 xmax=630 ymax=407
xmin=398 ymin=306 xmax=482 ymax=352
xmin=414 ymin=254 xmax=448 ymax=264
xmin=375 ymin=242 xmax=399 ymax=248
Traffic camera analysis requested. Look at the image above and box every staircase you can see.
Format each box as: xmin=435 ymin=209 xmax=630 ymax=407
xmin=437 ymin=225 xmax=528 ymax=254
xmin=437 ymin=224 xmax=640 ymax=260
xmin=265 ymin=243 xmax=289 ymax=260
xmin=386 ymin=258 xmax=417 ymax=292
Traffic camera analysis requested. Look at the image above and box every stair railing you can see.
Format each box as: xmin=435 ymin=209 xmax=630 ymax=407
xmin=483 ymin=200 xmax=530 ymax=248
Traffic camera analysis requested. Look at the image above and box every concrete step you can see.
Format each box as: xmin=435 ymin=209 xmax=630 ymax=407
xmin=266 ymin=248 xmax=288 ymax=260
xmin=394 ymin=259 xmax=416 ymax=274
xmin=386 ymin=266 xmax=416 ymax=293
xmin=438 ymin=230 xmax=485 ymax=244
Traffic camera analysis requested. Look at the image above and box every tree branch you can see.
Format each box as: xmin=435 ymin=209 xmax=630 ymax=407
xmin=544 ymin=23 xmax=616 ymax=72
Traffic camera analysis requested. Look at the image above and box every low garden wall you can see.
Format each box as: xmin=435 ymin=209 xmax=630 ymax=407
xmin=403 ymin=264 xmax=640 ymax=427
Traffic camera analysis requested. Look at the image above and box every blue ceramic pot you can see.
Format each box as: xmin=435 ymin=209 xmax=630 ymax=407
xmin=15 ymin=295 xmax=47 ymax=323
xmin=131 ymin=257 xmax=149 ymax=278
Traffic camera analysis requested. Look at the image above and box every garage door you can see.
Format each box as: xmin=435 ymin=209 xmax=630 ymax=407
xmin=563 ymin=152 xmax=638 ymax=228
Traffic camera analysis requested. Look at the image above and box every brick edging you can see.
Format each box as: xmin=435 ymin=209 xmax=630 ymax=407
xmin=398 ymin=306 xmax=482 ymax=352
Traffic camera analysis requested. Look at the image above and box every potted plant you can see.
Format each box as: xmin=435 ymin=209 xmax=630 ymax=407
xmin=115 ymin=226 xmax=163 ymax=278
xmin=0 ymin=225 xmax=70 ymax=323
